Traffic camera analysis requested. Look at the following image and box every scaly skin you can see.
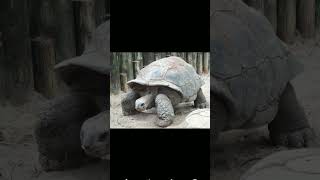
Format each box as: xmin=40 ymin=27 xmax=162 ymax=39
xmin=268 ymin=83 xmax=315 ymax=147
xmin=155 ymin=94 xmax=175 ymax=127
xmin=80 ymin=111 xmax=109 ymax=159
xmin=135 ymin=94 xmax=155 ymax=112
xmin=194 ymin=88 xmax=208 ymax=108
xmin=121 ymin=91 xmax=140 ymax=115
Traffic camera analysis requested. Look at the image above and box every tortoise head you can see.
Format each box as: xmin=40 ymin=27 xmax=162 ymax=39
xmin=80 ymin=112 xmax=109 ymax=158
xmin=134 ymin=86 xmax=158 ymax=112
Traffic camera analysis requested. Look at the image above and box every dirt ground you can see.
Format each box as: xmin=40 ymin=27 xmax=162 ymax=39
xmin=110 ymin=74 xmax=210 ymax=128
xmin=213 ymin=35 xmax=320 ymax=180
xmin=0 ymin=92 xmax=108 ymax=180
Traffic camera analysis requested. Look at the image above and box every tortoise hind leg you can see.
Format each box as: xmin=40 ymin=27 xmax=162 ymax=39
xmin=194 ymin=88 xmax=207 ymax=108
xmin=268 ymin=83 xmax=315 ymax=147
xmin=121 ymin=91 xmax=140 ymax=116
xmin=155 ymin=94 xmax=174 ymax=127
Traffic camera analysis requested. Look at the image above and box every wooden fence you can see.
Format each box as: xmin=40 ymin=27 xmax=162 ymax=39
xmin=244 ymin=0 xmax=320 ymax=44
xmin=0 ymin=0 xmax=110 ymax=104
xmin=110 ymin=52 xmax=210 ymax=94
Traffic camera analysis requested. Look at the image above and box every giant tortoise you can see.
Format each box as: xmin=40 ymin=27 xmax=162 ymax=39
xmin=121 ymin=56 xmax=208 ymax=127
xmin=34 ymin=20 xmax=110 ymax=171
xmin=211 ymin=0 xmax=315 ymax=163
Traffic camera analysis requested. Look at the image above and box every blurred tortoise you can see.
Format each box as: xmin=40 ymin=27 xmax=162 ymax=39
xmin=211 ymin=0 xmax=314 ymax=150
xmin=121 ymin=56 xmax=207 ymax=127
xmin=34 ymin=20 xmax=110 ymax=171
xmin=241 ymin=148 xmax=320 ymax=180
xmin=185 ymin=108 xmax=210 ymax=128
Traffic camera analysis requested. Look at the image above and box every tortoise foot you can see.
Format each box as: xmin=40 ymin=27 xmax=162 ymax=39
xmin=270 ymin=127 xmax=315 ymax=148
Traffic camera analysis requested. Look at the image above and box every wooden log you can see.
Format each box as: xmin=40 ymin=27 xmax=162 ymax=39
xmin=79 ymin=0 xmax=96 ymax=50
xmin=197 ymin=53 xmax=203 ymax=75
xmin=244 ymin=0 xmax=265 ymax=14
xmin=52 ymin=0 xmax=77 ymax=62
xmin=111 ymin=53 xmax=120 ymax=94
xmin=155 ymin=52 xmax=162 ymax=60
xmin=29 ymin=0 xmax=74 ymax=97
xmin=120 ymin=73 xmax=128 ymax=92
xmin=264 ymin=0 xmax=278 ymax=32
xmin=127 ymin=53 xmax=134 ymax=80
xmin=180 ymin=52 xmax=186 ymax=60
xmin=135 ymin=52 xmax=144 ymax=69
xmin=39 ymin=0 xmax=56 ymax=36
xmin=277 ymin=0 xmax=297 ymax=44
xmin=171 ymin=52 xmax=178 ymax=56
xmin=0 ymin=32 xmax=5 ymax=105
xmin=32 ymin=37 xmax=57 ymax=99
xmin=136 ymin=52 xmax=143 ymax=61
xmin=142 ymin=52 xmax=155 ymax=66
xmin=0 ymin=0 xmax=34 ymax=105
xmin=316 ymin=0 xmax=320 ymax=29
xmin=297 ymin=0 xmax=315 ymax=38
xmin=160 ymin=52 xmax=167 ymax=58
xmin=203 ymin=52 xmax=209 ymax=74
xmin=186 ymin=52 xmax=191 ymax=64
xmin=74 ymin=0 xmax=96 ymax=54
xmin=132 ymin=60 xmax=141 ymax=78
xmin=95 ymin=0 xmax=107 ymax=26
xmin=120 ymin=53 xmax=128 ymax=75
xmin=192 ymin=52 xmax=198 ymax=69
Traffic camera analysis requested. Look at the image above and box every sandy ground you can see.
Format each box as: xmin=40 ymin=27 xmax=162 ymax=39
xmin=110 ymin=74 xmax=210 ymax=128
xmin=0 ymin=92 xmax=108 ymax=180
xmin=212 ymin=35 xmax=320 ymax=180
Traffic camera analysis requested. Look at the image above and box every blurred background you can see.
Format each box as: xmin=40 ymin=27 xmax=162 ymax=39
xmin=0 ymin=0 xmax=110 ymax=105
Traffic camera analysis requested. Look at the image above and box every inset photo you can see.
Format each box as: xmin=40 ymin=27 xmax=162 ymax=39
xmin=110 ymin=52 xmax=210 ymax=128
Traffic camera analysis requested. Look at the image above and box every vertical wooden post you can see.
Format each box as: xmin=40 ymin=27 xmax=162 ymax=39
xmin=32 ymin=37 xmax=57 ymax=99
xmin=0 ymin=0 xmax=34 ymax=105
xmin=171 ymin=52 xmax=178 ymax=56
xmin=127 ymin=53 xmax=134 ymax=80
xmin=132 ymin=61 xmax=140 ymax=78
xmin=316 ymin=0 xmax=320 ymax=29
xmin=95 ymin=0 xmax=107 ymax=26
xmin=120 ymin=73 xmax=128 ymax=92
xmin=0 ymin=32 xmax=5 ymax=105
xmin=111 ymin=53 xmax=120 ymax=94
xmin=192 ymin=52 xmax=197 ymax=69
xmin=136 ymin=52 xmax=144 ymax=69
xmin=155 ymin=52 xmax=162 ymax=60
xmin=52 ymin=0 xmax=77 ymax=62
xmin=73 ymin=0 xmax=96 ymax=55
xmin=180 ymin=52 xmax=186 ymax=59
xmin=244 ymin=0 xmax=265 ymax=14
xmin=264 ymin=0 xmax=278 ymax=32
xmin=142 ymin=52 xmax=155 ymax=66
xmin=197 ymin=53 xmax=203 ymax=75
xmin=203 ymin=52 xmax=209 ymax=74
xmin=186 ymin=52 xmax=191 ymax=64
xmin=277 ymin=0 xmax=297 ymax=44
xmin=297 ymin=0 xmax=315 ymax=38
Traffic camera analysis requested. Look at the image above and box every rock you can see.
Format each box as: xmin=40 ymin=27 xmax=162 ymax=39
xmin=185 ymin=108 xmax=210 ymax=128
xmin=241 ymin=148 xmax=320 ymax=180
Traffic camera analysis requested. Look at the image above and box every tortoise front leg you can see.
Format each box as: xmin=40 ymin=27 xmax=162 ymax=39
xmin=194 ymin=88 xmax=207 ymax=108
xmin=155 ymin=94 xmax=174 ymax=127
xmin=121 ymin=91 xmax=140 ymax=116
